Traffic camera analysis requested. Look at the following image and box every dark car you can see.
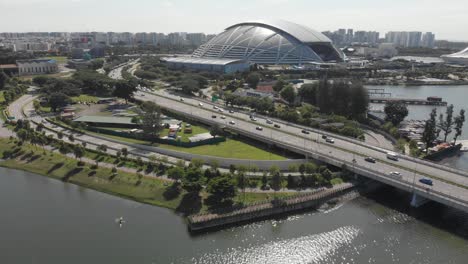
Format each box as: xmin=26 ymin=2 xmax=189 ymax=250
xmin=322 ymin=134 xmax=327 ymax=139
xmin=274 ymin=124 xmax=281 ymax=128
xmin=301 ymin=129 xmax=310 ymax=134
xmin=211 ymin=115 xmax=217 ymax=118
xmin=364 ymin=157 xmax=376 ymax=163
xmin=419 ymin=178 xmax=433 ymax=186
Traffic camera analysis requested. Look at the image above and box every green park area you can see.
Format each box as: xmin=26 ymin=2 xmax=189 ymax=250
xmin=71 ymin=94 xmax=99 ymax=103
xmin=0 ymin=138 xmax=291 ymax=212
xmin=39 ymin=56 xmax=68 ymax=64
xmin=87 ymin=123 xmax=287 ymax=160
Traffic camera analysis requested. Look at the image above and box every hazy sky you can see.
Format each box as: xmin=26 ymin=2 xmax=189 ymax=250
xmin=1 ymin=0 xmax=467 ymax=41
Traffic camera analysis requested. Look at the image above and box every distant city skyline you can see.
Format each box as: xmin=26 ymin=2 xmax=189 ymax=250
xmin=1 ymin=0 xmax=468 ymax=41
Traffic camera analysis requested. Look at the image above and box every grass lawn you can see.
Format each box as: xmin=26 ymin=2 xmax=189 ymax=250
xmin=0 ymin=138 xmax=181 ymax=209
xmin=85 ymin=124 xmax=286 ymax=160
xmin=39 ymin=56 xmax=68 ymax=64
xmin=71 ymin=94 xmax=99 ymax=103
xmin=0 ymin=91 xmax=4 ymax=103
xmin=160 ymin=138 xmax=286 ymax=160
xmin=18 ymin=72 xmax=73 ymax=81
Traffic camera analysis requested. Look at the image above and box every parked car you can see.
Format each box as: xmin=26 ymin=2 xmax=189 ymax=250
xmin=419 ymin=178 xmax=433 ymax=186
xmin=389 ymin=171 xmax=402 ymax=178
xmin=251 ymin=117 xmax=258 ymax=121
xmin=218 ymin=109 xmax=224 ymax=112
xmin=364 ymin=157 xmax=376 ymax=163
xmin=256 ymin=126 xmax=263 ymax=131
xmin=229 ymin=121 xmax=235 ymax=125
xmin=211 ymin=115 xmax=217 ymax=118
xmin=198 ymin=103 xmax=203 ymax=107
xmin=274 ymin=124 xmax=281 ymax=128
xmin=301 ymin=129 xmax=310 ymax=134
xmin=322 ymin=135 xmax=327 ymax=139
xmin=179 ymin=98 xmax=184 ymax=101
xmin=213 ymin=105 xmax=218 ymax=109
xmin=325 ymin=138 xmax=335 ymax=143
xmin=221 ymin=115 xmax=226 ymax=119
xmin=229 ymin=110 xmax=235 ymax=113
xmin=266 ymin=119 xmax=273 ymax=124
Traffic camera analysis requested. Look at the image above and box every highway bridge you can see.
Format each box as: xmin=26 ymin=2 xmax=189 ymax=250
xmin=134 ymin=89 xmax=468 ymax=213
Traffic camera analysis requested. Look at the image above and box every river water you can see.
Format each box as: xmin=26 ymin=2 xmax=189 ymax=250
xmin=366 ymin=84 xmax=468 ymax=171
xmin=1 ymin=167 xmax=467 ymax=264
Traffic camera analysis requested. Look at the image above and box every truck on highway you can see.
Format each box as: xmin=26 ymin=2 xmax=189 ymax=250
xmin=386 ymin=152 xmax=399 ymax=161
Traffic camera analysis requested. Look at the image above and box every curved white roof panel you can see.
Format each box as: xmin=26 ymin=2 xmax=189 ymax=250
xmin=226 ymin=19 xmax=332 ymax=43
xmin=442 ymin=47 xmax=468 ymax=58
xmin=193 ymin=19 xmax=342 ymax=65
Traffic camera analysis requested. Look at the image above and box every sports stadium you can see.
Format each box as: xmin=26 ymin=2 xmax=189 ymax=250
xmin=441 ymin=47 xmax=468 ymax=65
xmin=163 ymin=19 xmax=343 ymax=73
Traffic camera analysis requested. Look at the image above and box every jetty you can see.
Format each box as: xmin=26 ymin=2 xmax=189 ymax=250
xmin=187 ymin=183 xmax=355 ymax=232
xmin=369 ymin=97 xmax=447 ymax=106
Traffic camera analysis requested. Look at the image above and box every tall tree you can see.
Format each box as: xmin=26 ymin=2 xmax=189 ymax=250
xmin=113 ymin=80 xmax=137 ymax=104
xmin=280 ymin=84 xmax=297 ymax=105
xmin=73 ymin=145 xmax=85 ymax=161
xmin=453 ymin=109 xmax=466 ymax=145
xmin=245 ymin=72 xmax=261 ymax=88
xmin=317 ymin=78 xmax=331 ymax=113
xmin=384 ymin=101 xmax=409 ymax=126
xmin=269 ymin=165 xmax=282 ymax=192
xmin=0 ymin=70 xmax=7 ymax=90
xmin=206 ymin=175 xmax=237 ymax=204
xmin=210 ymin=123 xmax=221 ymax=138
xmin=48 ymin=92 xmax=71 ymax=112
xmin=140 ymin=101 xmax=162 ymax=141
xmin=438 ymin=104 xmax=454 ymax=142
xmin=349 ymin=82 xmax=369 ymax=119
xmin=273 ymin=78 xmax=286 ymax=92
xmin=422 ymin=108 xmax=438 ymax=152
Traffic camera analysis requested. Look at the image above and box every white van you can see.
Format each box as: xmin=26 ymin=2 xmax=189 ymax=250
xmin=386 ymin=152 xmax=399 ymax=161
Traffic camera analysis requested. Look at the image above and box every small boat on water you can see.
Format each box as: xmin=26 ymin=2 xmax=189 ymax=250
xmin=115 ymin=217 xmax=125 ymax=227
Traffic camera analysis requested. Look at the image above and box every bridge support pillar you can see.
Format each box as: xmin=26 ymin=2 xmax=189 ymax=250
xmin=410 ymin=193 xmax=429 ymax=208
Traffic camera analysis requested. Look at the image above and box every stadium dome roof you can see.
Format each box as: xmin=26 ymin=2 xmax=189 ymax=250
xmin=192 ymin=19 xmax=343 ymax=65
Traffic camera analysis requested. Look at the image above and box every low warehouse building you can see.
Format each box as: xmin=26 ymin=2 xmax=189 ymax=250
xmin=161 ymin=57 xmax=249 ymax=74
xmin=16 ymin=59 xmax=58 ymax=76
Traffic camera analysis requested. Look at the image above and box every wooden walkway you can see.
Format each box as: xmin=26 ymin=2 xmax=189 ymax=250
xmin=188 ymin=183 xmax=355 ymax=231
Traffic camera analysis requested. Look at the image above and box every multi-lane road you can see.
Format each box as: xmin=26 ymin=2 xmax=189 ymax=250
xmin=134 ymin=89 xmax=468 ymax=212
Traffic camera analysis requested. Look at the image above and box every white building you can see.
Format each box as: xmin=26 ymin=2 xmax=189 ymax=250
xmin=17 ymin=59 xmax=58 ymax=76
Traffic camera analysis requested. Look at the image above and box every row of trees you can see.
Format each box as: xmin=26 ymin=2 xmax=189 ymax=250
xmin=34 ymin=70 xmax=140 ymax=112
xmin=299 ymin=79 xmax=369 ymax=119
xmin=422 ymin=106 xmax=466 ymax=151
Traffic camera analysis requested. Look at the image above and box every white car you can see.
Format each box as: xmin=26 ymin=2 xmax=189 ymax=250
xmin=229 ymin=121 xmax=235 ymax=125
xmin=251 ymin=117 xmax=258 ymax=121
xmin=389 ymin=171 xmax=402 ymax=178
xmin=221 ymin=115 xmax=226 ymax=119
xmin=266 ymin=119 xmax=273 ymax=124
xmin=218 ymin=109 xmax=224 ymax=112
xmin=213 ymin=105 xmax=218 ymax=109
xmin=198 ymin=103 xmax=204 ymax=107
xmin=256 ymin=126 xmax=263 ymax=131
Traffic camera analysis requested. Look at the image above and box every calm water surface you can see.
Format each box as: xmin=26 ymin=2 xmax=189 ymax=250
xmin=1 ymin=167 xmax=467 ymax=264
